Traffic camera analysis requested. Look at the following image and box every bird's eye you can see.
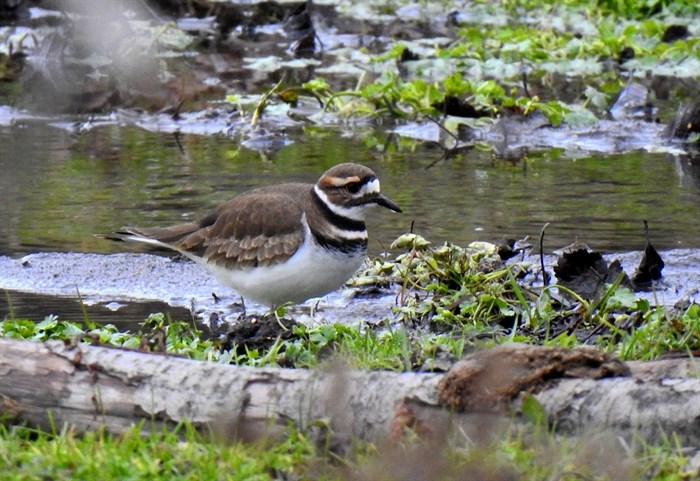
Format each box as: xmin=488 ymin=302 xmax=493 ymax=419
xmin=345 ymin=182 xmax=362 ymax=194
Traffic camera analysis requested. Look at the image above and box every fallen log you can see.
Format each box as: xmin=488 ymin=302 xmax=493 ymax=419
xmin=1 ymin=338 xmax=700 ymax=447
xmin=0 ymin=338 xmax=442 ymax=441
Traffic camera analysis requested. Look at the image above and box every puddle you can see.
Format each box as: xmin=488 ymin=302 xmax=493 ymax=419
xmin=2 ymin=123 xmax=700 ymax=257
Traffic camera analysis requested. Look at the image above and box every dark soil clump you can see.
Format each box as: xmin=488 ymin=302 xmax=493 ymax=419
xmin=221 ymin=314 xmax=300 ymax=354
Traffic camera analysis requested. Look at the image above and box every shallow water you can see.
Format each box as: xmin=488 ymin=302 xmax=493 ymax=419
xmin=1 ymin=121 xmax=700 ymax=258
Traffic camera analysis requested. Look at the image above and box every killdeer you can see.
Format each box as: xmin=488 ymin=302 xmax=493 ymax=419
xmin=105 ymin=163 xmax=401 ymax=308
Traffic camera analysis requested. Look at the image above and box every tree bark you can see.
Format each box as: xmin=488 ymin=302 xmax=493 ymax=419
xmin=2 ymin=338 xmax=700 ymax=446
xmin=0 ymin=338 xmax=441 ymax=441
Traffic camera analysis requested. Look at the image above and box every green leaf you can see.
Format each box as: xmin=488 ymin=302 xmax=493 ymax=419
xmin=608 ymin=286 xmax=638 ymax=309
xmin=475 ymin=80 xmax=506 ymax=98
xmin=443 ymin=73 xmax=472 ymax=96
xmin=35 ymin=315 xmax=59 ymax=331
xmin=521 ymin=394 xmax=549 ymax=427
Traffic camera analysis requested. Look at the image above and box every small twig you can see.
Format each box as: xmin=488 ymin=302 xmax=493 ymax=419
xmin=173 ymin=132 xmax=185 ymax=156
xmin=643 ymin=219 xmax=650 ymax=244
xmin=171 ymin=99 xmax=185 ymax=121
xmin=539 ymin=222 xmax=551 ymax=286
xmin=521 ymin=68 xmax=530 ymax=98
xmin=424 ymin=115 xmax=461 ymax=144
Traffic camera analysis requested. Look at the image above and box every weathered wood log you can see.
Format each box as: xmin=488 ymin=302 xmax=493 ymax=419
xmin=0 ymin=338 xmax=442 ymax=441
xmin=2 ymin=338 xmax=700 ymax=447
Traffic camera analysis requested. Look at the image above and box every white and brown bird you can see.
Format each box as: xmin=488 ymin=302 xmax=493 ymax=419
xmin=105 ymin=163 xmax=401 ymax=308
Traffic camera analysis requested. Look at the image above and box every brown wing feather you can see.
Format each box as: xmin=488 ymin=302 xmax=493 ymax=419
xmin=174 ymin=190 xmax=306 ymax=269
xmin=109 ymin=187 xmax=308 ymax=269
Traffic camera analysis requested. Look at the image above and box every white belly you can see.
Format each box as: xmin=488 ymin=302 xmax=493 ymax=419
xmin=200 ymin=237 xmax=365 ymax=308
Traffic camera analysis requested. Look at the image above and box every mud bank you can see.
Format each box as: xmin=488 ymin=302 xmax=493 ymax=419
xmin=1 ymin=248 xmax=698 ymax=328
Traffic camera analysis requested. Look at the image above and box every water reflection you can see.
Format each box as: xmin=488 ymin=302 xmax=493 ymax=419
xmin=675 ymin=152 xmax=700 ymax=190
xmin=0 ymin=289 xmax=193 ymax=331
xmin=1 ymin=122 xmax=700 ymax=257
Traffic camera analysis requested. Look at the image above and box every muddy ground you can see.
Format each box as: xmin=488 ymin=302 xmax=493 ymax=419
xmin=2 ymin=247 xmax=698 ymax=331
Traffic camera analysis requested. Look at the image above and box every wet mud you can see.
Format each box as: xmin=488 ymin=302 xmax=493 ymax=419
xmin=1 ymin=248 xmax=698 ymax=329
xmin=0 ymin=252 xmax=398 ymax=328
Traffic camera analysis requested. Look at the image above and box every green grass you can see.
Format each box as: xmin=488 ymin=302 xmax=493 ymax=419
xmin=0 ymin=419 xmax=693 ymax=480
xmin=0 ymin=422 xmax=333 ymax=481
xmin=5 ymin=247 xmax=698 ymax=470
xmin=0 ymin=312 xmax=468 ymax=371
